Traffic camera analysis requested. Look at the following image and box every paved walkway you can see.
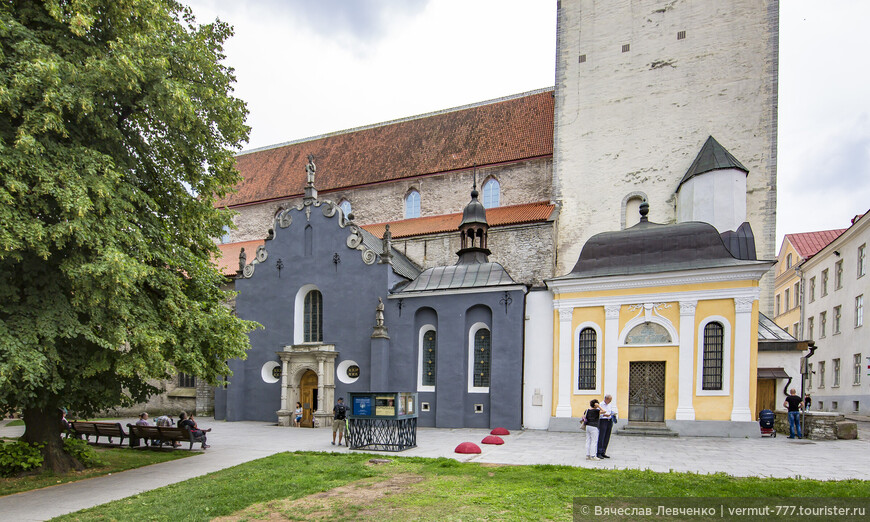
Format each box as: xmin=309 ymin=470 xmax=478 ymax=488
xmin=1 ymin=418 xmax=868 ymax=521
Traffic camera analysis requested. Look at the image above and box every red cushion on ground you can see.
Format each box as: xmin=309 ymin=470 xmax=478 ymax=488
xmin=481 ymin=435 xmax=504 ymax=445
xmin=454 ymin=442 xmax=482 ymax=454
xmin=490 ymin=427 xmax=510 ymax=436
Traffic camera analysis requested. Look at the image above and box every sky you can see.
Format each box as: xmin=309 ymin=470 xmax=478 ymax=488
xmin=186 ymin=0 xmax=870 ymax=249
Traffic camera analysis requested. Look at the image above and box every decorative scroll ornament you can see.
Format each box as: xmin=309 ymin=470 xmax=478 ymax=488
xmin=679 ymin=301 xmax=698 ymax=315
xmin=604 ymin=305 xmax=621 ymax=319
xmin=628 ymin=302 xmax=671 ymax=323
xmin=345 ymin=224 xmax=377 ymax=265
xmin=241 ymin=245 xmax=270 ymax=279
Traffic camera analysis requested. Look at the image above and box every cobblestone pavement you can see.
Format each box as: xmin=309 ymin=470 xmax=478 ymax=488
xmin=1 ymin=418 xmax=868 ymax=521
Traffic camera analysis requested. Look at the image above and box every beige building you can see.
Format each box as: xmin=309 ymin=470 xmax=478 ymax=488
xmin=553 ymin=0 xmax=779 ymax=314
xmin=773 ymin=229 xmax=845 ymax=337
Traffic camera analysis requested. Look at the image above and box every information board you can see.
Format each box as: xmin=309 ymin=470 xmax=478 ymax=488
xmin=353 ymin=396 xmax=372 ymax=417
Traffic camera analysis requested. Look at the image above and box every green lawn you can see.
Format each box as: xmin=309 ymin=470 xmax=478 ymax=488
xmin=0 ymin=446 xmax=198 ymax=497
xmin=54 ymin=452 xmax=870 ymax=521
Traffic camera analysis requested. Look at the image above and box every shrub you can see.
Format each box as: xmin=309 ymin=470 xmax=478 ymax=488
xmin=0 ymin=440 xmax=44 ymax=476
xmin=63 ymin=438 xmax=106 ymax=468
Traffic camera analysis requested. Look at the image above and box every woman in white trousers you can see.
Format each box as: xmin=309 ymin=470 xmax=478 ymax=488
xmin=584 ymin=399 xmax=605 ymax=461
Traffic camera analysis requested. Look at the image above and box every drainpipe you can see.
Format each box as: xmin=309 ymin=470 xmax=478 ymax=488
xmin=801 ymin=341 xmax=818 ymax=436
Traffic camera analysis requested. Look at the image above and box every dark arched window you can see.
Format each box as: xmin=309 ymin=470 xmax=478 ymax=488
xmin=702 ymin=322 xmax=724 ymax=390
xmin=422 ymin=329 xmax=436 ymax=387
xmin=578 ymin=328 xmax=596 ymax=390
xmin=473 ymin=328 xmax=491 ymax=388
xmin=303 ymin=290 xmax=323 ymax=342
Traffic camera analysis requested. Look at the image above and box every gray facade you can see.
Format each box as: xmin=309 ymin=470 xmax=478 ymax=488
xmin=215 ymin=191 xmax=526 ymax=430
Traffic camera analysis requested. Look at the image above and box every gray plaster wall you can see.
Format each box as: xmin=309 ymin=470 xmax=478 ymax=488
xmin=217 ymin=202 xmax=394 ymax=422
xmin=388 ymin=288 xmax=526 ymax=430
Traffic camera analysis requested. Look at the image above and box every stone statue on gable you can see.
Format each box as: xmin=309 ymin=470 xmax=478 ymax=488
xmin=305 ymin=154 xmax=316 ymax=185
xmin=239 ymin=247 xmax=247 ymax=272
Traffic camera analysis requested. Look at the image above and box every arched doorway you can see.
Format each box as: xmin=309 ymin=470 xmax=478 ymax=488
xmin=300 ymin=370 xmax=318 ymax=427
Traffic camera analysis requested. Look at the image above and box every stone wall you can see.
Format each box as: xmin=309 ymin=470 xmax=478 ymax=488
xmin=553 ymin=0 xmax=779 ymax=314
xmin=773 ymin=411 xmax=856 ymax=440
xmin=228 ymin=157 xmax=552 ymax=244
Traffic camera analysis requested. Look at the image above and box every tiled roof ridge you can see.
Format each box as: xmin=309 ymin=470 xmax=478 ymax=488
xmin=237 ymin=87 xmax=555 ymax=157
xmin=784 ymin=228 xmax=847 ymax=258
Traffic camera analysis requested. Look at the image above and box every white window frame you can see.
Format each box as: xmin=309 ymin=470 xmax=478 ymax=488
xmin=854 ymin=354 xmax=862 ymax=386
xmin=856 ymin=295 xmax=864 ymax=328
xmin=835 ymin=260 xmax=844 ymax=290
xmin=858 ymin=244 xmax=866 ymax=278
xmin=833 ymin=358 xmax=841 ymax=387
xmin=834 ymin=305 xmax=842 ymax=334
xmin=819 ymin=361 xmax=826 ymax=388
xmin=404 ymin=189 xmax=421 ymax=219
xmin=696 ymin=316 xmax=732 ymax=396
xmin=482 ymin=177 xmax=500 ymax=208
xmin=807 ymin=316 xmax=814 ymax=340
xmin=293 ymin=284 xmax=321 ymax=345
xmin=618 ymin=314 xmax=679 ymax=347
xmin=809 ymin=277 xmax=816 ymax=302
xmin=417 ymin=325 xmax=436 ymax=392
xmin=467 ymin=322 xmax=491 ymax=394
xmin=573 ymin=322 xmax=603 ymax=395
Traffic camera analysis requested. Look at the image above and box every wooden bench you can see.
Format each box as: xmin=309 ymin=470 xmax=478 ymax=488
xmin=126 ymin=424 xmax=203 ymax=450
xmin=69 ymin=421 xmax=130 ymax=446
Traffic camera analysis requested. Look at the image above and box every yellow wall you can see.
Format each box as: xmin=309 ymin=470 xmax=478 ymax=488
xmin=774 ymin=238 xmax=802 ymax=334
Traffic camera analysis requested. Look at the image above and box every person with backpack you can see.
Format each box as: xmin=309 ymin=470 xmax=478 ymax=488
xmin=332 ymin=397 xmax=347 ymax=446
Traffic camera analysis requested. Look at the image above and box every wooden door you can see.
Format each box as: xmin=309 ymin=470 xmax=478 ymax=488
xmin=628 ymin=361 xmax=666 ymax=422
xmin=300 ymin=370 xmax=318 ymax=428
xmin=756 ymin=379 xmax=776 ymax=416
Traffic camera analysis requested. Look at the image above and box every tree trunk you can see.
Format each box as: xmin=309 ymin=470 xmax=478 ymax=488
xmin=21 ymin=407 xmax=83 ymax=474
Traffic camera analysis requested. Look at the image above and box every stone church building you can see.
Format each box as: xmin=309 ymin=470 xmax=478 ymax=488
xmin=197 ymin=0 xmax=790 ymax=433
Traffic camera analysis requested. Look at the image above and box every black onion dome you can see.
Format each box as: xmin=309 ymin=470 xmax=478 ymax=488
xmin=568 ymin=218 xmax=766 ymax=278
xmin=460 ymin=187 xmax=488 ymax=226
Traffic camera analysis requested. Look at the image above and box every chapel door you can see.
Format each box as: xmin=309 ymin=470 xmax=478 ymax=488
xmin=756 ymin=379 xmax=776 ymax=415
xmin=300 ymin=370 xmax=318 ymax=428
xmin=628 ymin=361 xmax=666 ymax=422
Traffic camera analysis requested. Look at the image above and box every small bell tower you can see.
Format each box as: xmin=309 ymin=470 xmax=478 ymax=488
xmin=456 ymin=179 xmax=490 ymax=264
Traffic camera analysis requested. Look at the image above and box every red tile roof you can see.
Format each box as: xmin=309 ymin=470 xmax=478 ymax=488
xmin=218 ymin=89 xmax=554 ymax=208
xmin=362 ymin=201 xmax=555 ymax=239
xmin=785 ymin=229 xmax=846 ymax=260
xmin=215 ymin=240 xmax=265 ymax=276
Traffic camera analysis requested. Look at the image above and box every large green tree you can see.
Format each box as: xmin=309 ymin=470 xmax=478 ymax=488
xmin=0 ymin=0 xmax=256 ymax=471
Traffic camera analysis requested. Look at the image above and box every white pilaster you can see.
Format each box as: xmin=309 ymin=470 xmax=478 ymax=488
xmin=603 ymin=305 xmax=621 ymax=406
xmin=316 ymin=355 xmax=325 ymax=415
xmin=676 ymin=301 xmax=697 ymax=420
xmin=555 ymin=307 xmax=574 ymax=417
xmin=731 ymin=298 xmax=754 ymax=421
xmin=279 ymin=358 xmax=290 ymax=412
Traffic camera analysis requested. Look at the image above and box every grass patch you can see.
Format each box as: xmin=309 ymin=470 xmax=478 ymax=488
xmin=0 ymin=446 xmax=197 ymax=497
xmin=55 ymin=452 xmax=870 ymax=521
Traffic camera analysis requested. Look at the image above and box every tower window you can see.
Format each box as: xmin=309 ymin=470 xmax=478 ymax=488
xmin=579 ymin=54 xmax=586 ymax=63
xmin=677 ymin=30 xmax=686 ymax=40
xmin=482 ymin=178 xmax=500 ymax=208
xmin=622 ymin=43 xmax=630 ymax=53
xmin=405 ymin=190 xmax=421 ymax=219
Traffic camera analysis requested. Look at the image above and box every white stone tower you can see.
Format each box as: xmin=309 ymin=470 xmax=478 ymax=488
xmin=552 ymin=0 xmax=779 ymax=313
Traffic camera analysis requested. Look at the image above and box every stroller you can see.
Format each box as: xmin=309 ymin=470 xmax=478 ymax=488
xmin=759 ymin=409 xmax=776 ymax=437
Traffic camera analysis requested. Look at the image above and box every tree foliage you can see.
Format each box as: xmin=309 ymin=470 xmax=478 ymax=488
xmin=0 ymin=0 xmax=257 ymax=467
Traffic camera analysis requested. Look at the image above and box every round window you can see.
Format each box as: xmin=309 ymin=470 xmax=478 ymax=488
xmin=337 ymin=360 xmax=360 ymax=384
xmin=261 ymin=361 xmax=281 ymax=384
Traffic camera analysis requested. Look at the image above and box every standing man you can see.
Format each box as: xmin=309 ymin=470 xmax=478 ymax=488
xmin=597 ymin=394 xmax=616 ymax=459
xmin=784 ymin=388 xmax=803 ymax=439
xmin=332 ymin=397 xmax=347 ymax=446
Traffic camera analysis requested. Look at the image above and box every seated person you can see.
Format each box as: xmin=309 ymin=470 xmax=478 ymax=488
xmin=135 ymin=412 xmax=151 ymax=426
xmin=154 ymin=414 xmax=174 ymax=427
xmin=178 ymin=411 xmax=210 ymax=449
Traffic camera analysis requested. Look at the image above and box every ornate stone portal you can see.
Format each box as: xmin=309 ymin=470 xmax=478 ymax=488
xmin=276 ymin=344 xmax=338 ymax=427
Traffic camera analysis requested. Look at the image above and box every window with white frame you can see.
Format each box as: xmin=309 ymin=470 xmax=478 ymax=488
xmin=819 ymin=361 xmax=826 ymax=387
xmin=794 ymin=282 xmax=800 ymax=308
xmin=775 ymin=294 xmax=781 ymax=316
xmin=786 ymin=253 xmax=793 ymax=269
xmin=482 ymin=178 xmax=500 ymax=208
xmin=339 ymin=199 xmax=352 ymax=217
xmin=404 ymin=190 xmax=421 ymax=219
xmin=835 ymin=260 xmax=844 ymax=290
xmin=793 ymin=322 xmax=799 ymax=337
xmin=577 ymin=328 xmax=597 ymax=390
xmin=859 ymin=244 xmax=866 ymax=277
xmin=834 ymin=305 xmax=842 ymax=334
xmin=821 ymin=269 xmax=829 ymax=296
xmin=468 ymin=323 xmax=491 ymax=392
xmin=418 ymin=326 xmax=436 ymax=392
xmin=303 ymin=289 xmax=323 ymax=343
xmin=833 ymin=358 xmax=841 ymax=387
xmin=856 ymin=295 xmax=864 ymax=328
xmin=808 ymin=316 xmax=814 ymax=340
xmin=820 ymin=311 xmax=827 ymax=337
xmin=702 ymin=322 xmax=724 ymax=390
xmin=807 ymin=363 xmax=813 ymax=390
xmin=854 ymin=354 xmax=862 ymax=386
xmin=785 ymin=289 xmax=790 ymax=311
xmin=809 ymin=277 xmax=816 ymax=302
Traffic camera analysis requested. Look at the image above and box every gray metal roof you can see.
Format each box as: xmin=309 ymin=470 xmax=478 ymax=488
xmin=399 ymin=262 xmax=516 ymax=293
xmin=459 ymin=187 xmax=488 ymax=227
xmin=357 ymin=227 xmax=421 ymax=281
xmin=552 ymin=218 xmax=771 ymax=281
xmin=678 ymin=136 xmax=748 ymax=190
xmin=757 ymin=312 xmax=797 ymax=341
